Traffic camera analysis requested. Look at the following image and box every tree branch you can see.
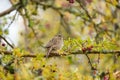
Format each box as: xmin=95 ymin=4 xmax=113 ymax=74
xmin=0 ymin=50 xmax=12 ymax=55
xmin=0 ymin=2 xmax=21 ymax=17
xmin=0 ymin=50 xmax=120 ymax=57
xmin=85 ymin=53 xmax=94 ymax=70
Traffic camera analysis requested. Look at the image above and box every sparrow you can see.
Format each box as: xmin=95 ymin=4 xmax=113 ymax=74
xmin=45 ymin=34 xmax=63 ymax=58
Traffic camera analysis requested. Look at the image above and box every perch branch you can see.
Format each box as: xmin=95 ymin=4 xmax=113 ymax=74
xmin=0 ymin=50 xmax=120 ymax=57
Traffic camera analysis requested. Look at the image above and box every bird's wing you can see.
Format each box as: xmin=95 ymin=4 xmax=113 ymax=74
xmin=45 ymin=37 xmax=57 ymax=48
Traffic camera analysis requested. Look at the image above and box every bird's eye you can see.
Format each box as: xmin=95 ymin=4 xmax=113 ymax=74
xmin=58 ymin=34 xmax=61 ymax=37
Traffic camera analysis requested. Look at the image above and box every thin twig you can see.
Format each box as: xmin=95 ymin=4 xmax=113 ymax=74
xmin=78 ymin=1 xmax=92 ymax=20
xmin=78 ymin=1 xmax=98 ymax=31
xmin=85 ymin=53 xmax=94 ymax=70
xmin=24 ymin=7 xmax=44 ymax=48
xmin=7 ymin=11 xmax=18 ymax=29
xmin=0 ymin=35 xmax=14 ymax=48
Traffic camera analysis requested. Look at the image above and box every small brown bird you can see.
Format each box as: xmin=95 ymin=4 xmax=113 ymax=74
xmin=45 ymin=34 xmax=63 ymax=58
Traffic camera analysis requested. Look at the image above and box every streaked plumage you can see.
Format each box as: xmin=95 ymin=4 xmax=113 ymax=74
xmin=45 ymin=34 xmax=63 ymax=57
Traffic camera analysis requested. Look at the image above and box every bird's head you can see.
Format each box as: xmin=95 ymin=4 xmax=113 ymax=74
xmin=57 ymin=34 xmax=62 ymax=37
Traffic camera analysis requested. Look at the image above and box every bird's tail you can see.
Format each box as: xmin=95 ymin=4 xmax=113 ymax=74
xmin=46 ymin=47 xmax=52 ymax=58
